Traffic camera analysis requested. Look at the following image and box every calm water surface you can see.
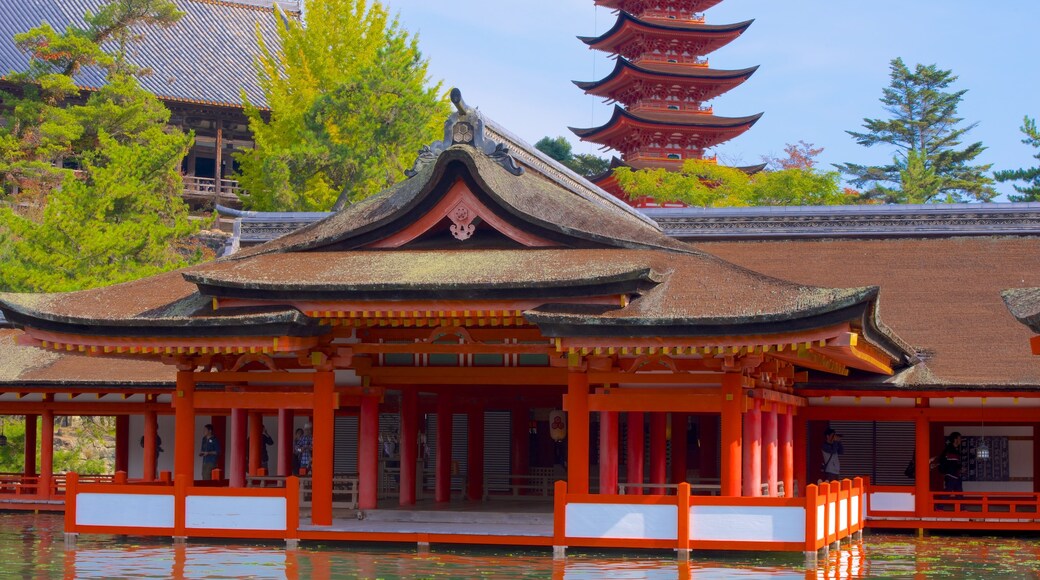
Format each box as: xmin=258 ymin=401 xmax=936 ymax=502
xmin=1 ymin=512 xmax=1038 ymax=579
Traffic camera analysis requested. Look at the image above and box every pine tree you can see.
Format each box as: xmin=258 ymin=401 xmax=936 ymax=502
xmin=235 ymin=0 xmax=447 ymax=212
xmin=995 ymin=116 xmax=1040 ymax=202
xmin=0 ymin=0 xmax=201 ymax=292
xmin=838 ymin=58 xmax=995 ymax=203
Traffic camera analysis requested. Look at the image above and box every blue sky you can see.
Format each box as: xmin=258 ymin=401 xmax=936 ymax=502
xmin=381 ymin=0 xmax=1039 ymax=200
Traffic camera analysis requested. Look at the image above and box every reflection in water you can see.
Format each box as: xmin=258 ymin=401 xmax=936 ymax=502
xmin=3 ymin=513 xmax=1039 ymax=579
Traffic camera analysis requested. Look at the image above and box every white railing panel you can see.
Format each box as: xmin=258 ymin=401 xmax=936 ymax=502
xmin=77 ymin=493 xmax=174 ymax=528
xmin=185 ymin=495 xmax=286 ymax=531
xmin=852 ymin=496 xmax=861 ymax=525
xmin=869 ymin=491 xmax=915 ymax=512
xmin=565 ymin=503 xmax=678 ymax=540
xmin=816 ymin=504 xmax=825 ymax=541
xmin=689 ymin=505 xmax=805 ymax=543
xmin=839 ymin=498 xmax=848 ymax=533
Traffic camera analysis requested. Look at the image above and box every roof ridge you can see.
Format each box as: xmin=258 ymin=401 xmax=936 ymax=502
xmin=184 ymin=0 xmax=300 ymax=14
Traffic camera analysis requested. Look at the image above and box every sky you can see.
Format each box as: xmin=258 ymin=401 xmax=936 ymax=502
xmin=380 ymin=0 xmax=1039 ymax=200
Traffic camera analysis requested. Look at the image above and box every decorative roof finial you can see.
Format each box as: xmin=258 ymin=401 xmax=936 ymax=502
xmin=405 ymin=89 xmax=524 ymax=178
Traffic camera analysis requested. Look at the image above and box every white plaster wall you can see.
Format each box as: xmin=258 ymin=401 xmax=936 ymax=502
xmin=565 ymin=503 xmax=678 ymax=540
xmin=689 ymin=505 xmax=805 ymax=543
xmin=869 ymin=491 xmax=915 ymax=512
xmin=185 ymin=495 xmax=286 ymax=531
xmin=76 ymin=493 xmax=174 ymax=528
xmin=127 ymin=414 xmax=177 ymax=479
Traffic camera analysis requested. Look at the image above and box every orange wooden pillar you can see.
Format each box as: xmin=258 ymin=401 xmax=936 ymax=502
xmin=114 ymin=415 xmax=129 ymax=474
xmin=174 ymin=370 xmax=196 ymax=481
xmin=793 ymin=412 xmax=807 ymax=496
xmin=780 ymin=406 xmax=794 ymax=498
xmin=311 ymin=370 xmax=336 ymax=525
xmin=599 ymin=411 xmax=619 ymax=495
xmin=914 ymin=413 xmax=930 ymax=517
xmin=435 ymin=393 xmax=453 ymax=503
xmin=466 ymin=408 xmax=484 ymax=502
xmin=230 ymin=408 xmax=247 ymax=487
xmin=399 ymin=389 xmax=418 ymax=506
xmin=277 ymin=409 xmax=294 ymax=477
xmin=720 ymin=372 xmax=743 ymax=497
xmin=511 ymin=405 xmax=529 ymax=478
xmin=649 ymin=413 xmax=667 ymax=495
xmin=248 ymin=412 xmax=262 ymax=476
xmin=24 ymin=414 xmax=38 ymax=477
xmin=143 ymin=410 xmax=159 ymax=482
xmin=359 ymin=395 xmax=379 ymax=510
xmin=763 ymin=405 xmax=778 ymax=497
xmin=565 ymin=369 xmax=590 ymax=494
xmin=40 ymin=410 xmax=54 ymax=498
xmin=743 ymin=399 xmax=762 ymax=497
xmin=211 ymin=415 xmax=227 ymax=475
xmin=670 ymin=413 xmax=688 ymax=484
xmin=627 ymin=412 xmax=644 ymax=495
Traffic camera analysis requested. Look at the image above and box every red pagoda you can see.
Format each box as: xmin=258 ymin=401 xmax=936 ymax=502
xmin=572 ymin=0 xmax=762 ymax=202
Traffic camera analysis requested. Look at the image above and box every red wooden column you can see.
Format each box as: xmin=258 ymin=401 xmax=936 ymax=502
xmin=248 ymin=412 xmax=262 ymax=476
xmin=720 ymin=372 xmax=743 ymax=497
xmin=914 ymin=412 xmax=931 ymax=517
xmin=565 ymin=369 xmax=590 ymax=494
xmin=670 ymin=413 xmax=688 ymax=484
xmin=649 ymin=413 xmax=667 ymax=495
xmin=780 ymin=406 xmax=794 ymax=497
xmin=599 ymin=411 xmax=619 ymax=495
xmin=399 ymin=389 xmax=418 ymax=506
xmin=230 ymin=408 xmax=247 ymax=487
xmin=311 ymin=370 xmax=336 ymax=525
xmin=24 ymin=414 xmax=38 ymax=477
xmin=743 ymin=399 xmax=762 ymax=497
xmin=277 ymin=409 xmax=294 ymax=476
xmin=435 ymin=393 xmax=453 ymax=503
xmin=793 ymin=413 xmax=807 ymax=496
xmin=763 ymin=404 xmax=778 ymax=497
xmin=359 ymin=395 xmax=379 ymax=510
xmin=511 ymin=405 xmax=529 ymax=478
xmin=467 ymin=408 xmax=485 ymax=501
xmin=173 ymin=370 xmax=196 ymax=481
xmin=627 ymin=412 xmax=644 ymax=495
xmin=143 ymin=410 xmax=159 ymax=482
xmin=114 ymin=415 xmax=129 ymax=474
xmin=40 ymin=410 xmax=54 ymax=498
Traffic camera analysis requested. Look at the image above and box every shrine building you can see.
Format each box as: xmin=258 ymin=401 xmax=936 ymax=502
xmin=1 ymin=91 xmax=1040 ymax=556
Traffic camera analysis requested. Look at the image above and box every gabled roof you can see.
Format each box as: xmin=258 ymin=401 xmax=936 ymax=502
xmin=570 ymin=105 xmax=762 ymax=149
xmin=1004 ymin=288 xmax=1040 ymax=334
xmin=0 ymin=91 xmax=913 ymax=375
xmin=580 ymin=12 xmax=753 ymax=55
xmin=594 ymin=0 xmax=724 ymax=13
xmin=0 ymin=0 xmax=293 ymax=109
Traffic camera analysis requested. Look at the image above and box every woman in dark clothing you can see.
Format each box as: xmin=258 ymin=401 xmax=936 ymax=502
xmin=939 ymin=432 xmax=964 ymax=492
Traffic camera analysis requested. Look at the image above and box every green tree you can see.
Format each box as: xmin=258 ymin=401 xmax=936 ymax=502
xmin=838 ymin=58 xmax=995 ymax=203
xmin=995 ymin=116 xmax=1040 ymax=202
xmin=535 ymin=136 xmax=610 ymax=178
xmin=236 ymin=0 xmax=446 ymax=212
xmin=0 ymin=0 xmax=200 ymax=292
xmin=615 ymin=159 xmax=848 ymax=207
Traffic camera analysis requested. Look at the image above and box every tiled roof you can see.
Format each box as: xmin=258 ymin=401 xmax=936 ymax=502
xmin=700 ymin=237 xmax=1040 ymax=387
xmin=1003 ymin=288 xmax=1040 ymax=334
xmin=0 ymin=329 xmax=174 ymax=385
xmin=0 ymin=0 xmax=292 ymax=108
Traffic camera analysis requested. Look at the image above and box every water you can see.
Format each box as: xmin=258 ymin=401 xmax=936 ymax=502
xmin=1 ymin=512 xmax=1037 ymax=579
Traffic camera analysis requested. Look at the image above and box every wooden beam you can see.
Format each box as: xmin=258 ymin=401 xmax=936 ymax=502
xmin=800 ymin=406 xmax=1040 ymax=422
xmin=194 ymin=392 xmax=327 ymax=411
xmin=587 ymin=392 xmax=721 ymax=413
xmin=366 ymin=367 xmax=567 ymax=386
xmin=0 ymin=401 xmax=168 ymax=414
xmin=749 ymin=388 xmax=807 ymax=409
xmin=350 ymin=343 xmax=552 ymax=355
xmin=589 ymin=372 xmax=724 ymax=385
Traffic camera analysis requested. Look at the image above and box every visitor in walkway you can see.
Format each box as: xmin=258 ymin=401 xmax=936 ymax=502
xmin=293 ymin=428 xmax=304 ymax=474
xmin=260 ymin=426 xmax=274 ymax=472
xmin=139 ymin=429 xmax=163 ymax=478
xmin=298 ymin=425 xmax=313 ymax=475
xmin=940 ymin=432 xmax=964 ymax=492
xmin=199 ymin=424 xmax=221 ymax=480
xmin=821 ymin=428 xmax=843 ymax=481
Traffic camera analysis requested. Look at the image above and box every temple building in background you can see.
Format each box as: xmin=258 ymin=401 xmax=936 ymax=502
xmin=571 ymin=0 xmax=763 ymax=206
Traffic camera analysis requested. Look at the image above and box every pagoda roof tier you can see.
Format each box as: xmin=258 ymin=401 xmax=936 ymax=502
xmin=570 ymin=105 xmax=762 ymax=150
xmin=0 ymin=91 xmax=911 ymax=375
xmin=574 ymin=58 xmax=759 ymax=104
xmin=579 ymin=12 xmax=753 ymax=58
xmin=594 ymin=0 xmax=725 ymax=17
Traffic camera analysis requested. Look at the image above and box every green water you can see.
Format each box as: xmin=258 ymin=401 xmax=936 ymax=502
xmin=1 ymin=512 xmax=1037 ymax=579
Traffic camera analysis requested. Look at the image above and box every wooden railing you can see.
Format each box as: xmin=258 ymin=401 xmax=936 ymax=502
xmin=181 ymin=175 xmax=242 ymax=205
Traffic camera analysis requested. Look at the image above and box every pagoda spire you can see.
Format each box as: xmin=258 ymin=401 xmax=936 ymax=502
xmin=572 ymin=1 xmax=763 ymax=203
